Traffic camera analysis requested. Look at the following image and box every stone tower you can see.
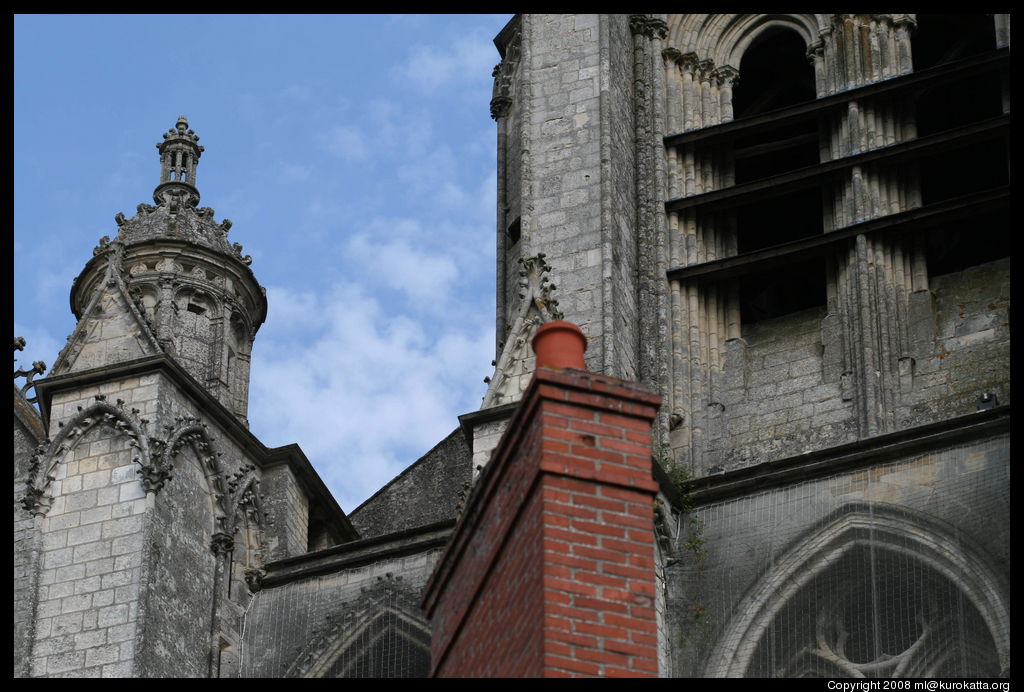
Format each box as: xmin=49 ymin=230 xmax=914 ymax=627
xmin=15 ymin=118 xmax=349 ymax=678
xmin=475 ymin=14 xmax=1009 ymax=676
xmin=54 ymin=115 xmax=266 ymax=425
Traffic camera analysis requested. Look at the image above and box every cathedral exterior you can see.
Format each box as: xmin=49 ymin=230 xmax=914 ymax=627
xmin=14 ymin=14 xmax=1010 ymax=678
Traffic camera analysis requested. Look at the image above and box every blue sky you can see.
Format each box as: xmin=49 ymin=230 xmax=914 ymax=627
xmin=14 ymin=14 xmax=514 ymax=512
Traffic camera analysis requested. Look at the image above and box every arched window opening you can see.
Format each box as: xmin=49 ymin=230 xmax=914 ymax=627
xmin=324 ymin=613 xmax=430 ymax=678
xmin=732 ymin=28 xmax=818 ymax=184
xmin=912 ymin=15 xmax=996 ymax=71
xmin=729 ymin=29 xmax=825 ymax=327
xmin=911 ymin=15 xmax=1007 ymax=277
xmin=744 ymin=545 xmax=1001 ymax=678
xmin=507 ymin=216 xmax=521 ymax=245
xmin=733 ymin=29 xmax=816 ymax=118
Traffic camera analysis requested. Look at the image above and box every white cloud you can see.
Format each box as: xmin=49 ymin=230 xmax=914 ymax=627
xmin=394 ymin=32 xmax=497 ymax=94
xmin=277 ymin=161 xmax=312 ymax=183
xmin=248 ymin=280 xmax=493 ymax=511
xmin=345 ymin=233 xmax=459 ymax=307
xmin=318 ymin=125 xmax=371 ymax=161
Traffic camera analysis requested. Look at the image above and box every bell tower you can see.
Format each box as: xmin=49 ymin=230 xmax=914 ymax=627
xmin=53 ymin=116 xmax=267 ymax=425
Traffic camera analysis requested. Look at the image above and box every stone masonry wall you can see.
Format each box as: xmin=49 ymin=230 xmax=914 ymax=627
xmin=141 ymin=442 xmax=217 ymax=678
xmin=25 ymin=367 xmax=305 ymax=677
xmin=704 ymin=306 xmax=855 ymax=474
xmin=521 ymin=15 xmax=608 ymax=372
xmin=259 ymin=464 xmax=309 ymax=558
xmin=680 ymin=257 xmax=1010 ymax=478
xmin=30 ymin=377 xmax=158 ymax=678
xmin=240 ymin=548 xmax=441 ymax=678
xmin=349 ymin=429 xmax=470 ymax=539
xmin=15 ymin=412 xmax=43 ymax=678
xmin=607 ymin=14 xmax=640 ymax=382
xmin=902 ymin=258 xmax=1011 ymax=422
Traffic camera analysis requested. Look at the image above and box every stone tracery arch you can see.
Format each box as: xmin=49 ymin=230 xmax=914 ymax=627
xmin=162 ymin=418 xmax=229 ymax=522
xmin=23 ymin=398 xmax=154 ymax=515
xmin=704 ymin=503 xmax=1009 ymax=677
xmin=284 ymin=578 xmax=431 ymax=679
xmin=226 ymin=473 xmax=268 ymax=594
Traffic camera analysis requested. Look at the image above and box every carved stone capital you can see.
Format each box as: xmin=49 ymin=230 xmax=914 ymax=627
xmin=210 ymin=531 xmax=235 ymax=555
xmin=711 ymin=65 xmax=740 ymax=88
xmin=628 ymin=14 xmax=649 ymax=35
xmin=678 ymin=51 xmax=702 ymax=74
xmin=137 ymin=461 xmax=171 ymax=494
xmin=698 ymin=59 xmax=716 ymax=81
xmin=647 ymin=18 xmax=668 ymax=40
xmin=891 ymin=14 xmax=916 ymax=31
xmin=662 ymin=47 xmax=683 ymax=63
xmin=806 ymin=38 xmax=825 ymax=60
xmin=628 ymin=15 xmax=668 ymax=40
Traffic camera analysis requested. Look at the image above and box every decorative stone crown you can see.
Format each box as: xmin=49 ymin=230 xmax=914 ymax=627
xmin=154 ymin=115 xmax=205 ymax=208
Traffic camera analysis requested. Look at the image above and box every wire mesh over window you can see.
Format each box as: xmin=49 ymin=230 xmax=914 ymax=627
xmin=669 ymin=435 xmax=1009 ymax=678
xmin=239 ymin=550 xmax=441 ymax=678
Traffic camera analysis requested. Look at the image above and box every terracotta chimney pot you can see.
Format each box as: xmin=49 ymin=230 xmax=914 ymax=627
xmin=532 ymin=320 xmax=587 ymax=370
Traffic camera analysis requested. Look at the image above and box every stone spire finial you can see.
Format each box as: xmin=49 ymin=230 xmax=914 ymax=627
xmin=154 ymin=115 xmax=205 ymax=208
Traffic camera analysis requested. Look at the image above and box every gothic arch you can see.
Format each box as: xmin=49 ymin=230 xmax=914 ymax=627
xmin=306 ymin=605 xmax=430 ymax=678
xmin=227 ymin=474 xmax=268 ymax=595
xmin=667 ymin=14 xmax=823 ymax=70
xmin=704 ymin=503 xmax=1009 ymax=677
xmin=162 ymin=419 xmax=229 ymax=525
xmin=23 ymin=398 xmax=153 ymax=515
xmin=285 ymin=579 xmax=431 ymax=678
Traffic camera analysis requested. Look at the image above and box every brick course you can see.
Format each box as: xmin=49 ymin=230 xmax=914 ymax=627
xmin=424 ymin=366 xmax=661 ymax=677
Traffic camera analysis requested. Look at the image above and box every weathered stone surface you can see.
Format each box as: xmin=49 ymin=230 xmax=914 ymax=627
xmin=349 ymin=429 xmax=470 ymax=539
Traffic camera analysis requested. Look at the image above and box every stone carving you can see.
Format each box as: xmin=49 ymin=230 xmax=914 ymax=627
xmin=653 ymin=498 xmax=678 ymax=562
xmin=243 ymin=567 xmax=267 ymax=593
xmin=232 ymin=242 xmax=253 ymax=266
xmin=516 ymin=253 xmax=562 ymax=319
xmin=284 ymin=573 xmax=430 ymax=678
xmin=13 ymin=360 xmax=47 ymax=398
xmin=630 ymin=14 xmax=669 ymax=40
xmin=490 ymin=19 xmax=521 ymax=120
xmin=210 ymin=531 xmax=235 ymax=555
xmin=13 ymin=338 xmax=46 ymax=403
xmin=481 ymin=254 xmax=563 ymax=408
xmin=22 ymin=397 xmax=156 ymax=516
xmin=93 ymin=236 xmax=112 ymax=256
xmin=165 ymin=417 xmax=229 ymax=518
xmin=138 ymin=462 xmax=173 ymax=493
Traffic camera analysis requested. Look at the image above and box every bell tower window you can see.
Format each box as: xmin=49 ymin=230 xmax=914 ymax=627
xmin=731 ymin=28 xmax=825 ymax=325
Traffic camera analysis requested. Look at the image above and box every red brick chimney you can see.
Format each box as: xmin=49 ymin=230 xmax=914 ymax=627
xmin=423 ymin=322 xmax=662 ymax=677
